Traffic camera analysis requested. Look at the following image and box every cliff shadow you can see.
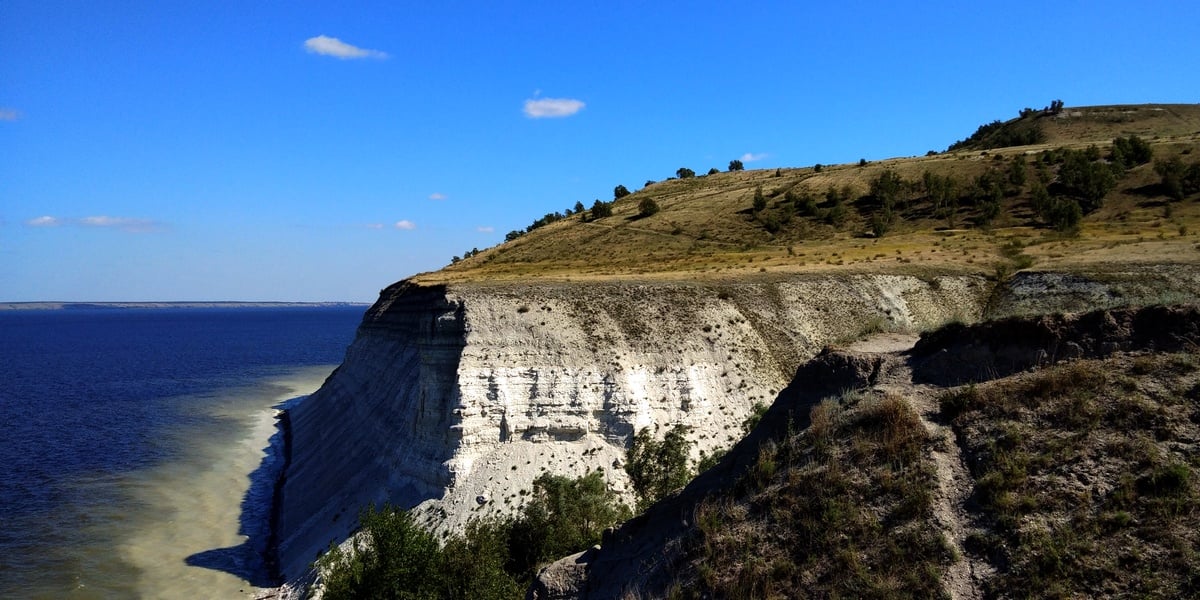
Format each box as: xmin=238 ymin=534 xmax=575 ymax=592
xmin=184 ymin=395 xmax=307 ymax=587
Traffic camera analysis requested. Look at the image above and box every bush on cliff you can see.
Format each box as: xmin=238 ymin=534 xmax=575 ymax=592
xmin=626 ymin=424 xmax=694 ymax=510
xmin=318 ymin=471 xmax=630 ymax=599
xmin=507 ymin=471 xmax=631 ymax=577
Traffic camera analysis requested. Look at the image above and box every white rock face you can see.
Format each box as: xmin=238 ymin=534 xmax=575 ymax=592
xmin=274 ymin=275 xmax=990 ymax=578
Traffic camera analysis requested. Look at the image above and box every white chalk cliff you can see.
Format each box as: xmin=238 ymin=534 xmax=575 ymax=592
xmin=273 ymin=274 xmax=993 ymax=578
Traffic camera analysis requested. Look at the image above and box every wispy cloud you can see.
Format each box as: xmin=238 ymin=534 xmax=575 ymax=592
xmin=80 ymin=216 xmax=160 ymax=232
xmin=524 ymin=97 xmax=585 ymax=119
xmin=0 ymin=108 xmax=20 ymax=121
xmin=740 ymin=152 xmax=769 ymax=162
xmin=27 ymin=216 xmax=62 ymax=227
xmin=365 ymin=223 xmax=385 ymax=230
xmin=428 ymin=193 xmax=447 ymax=201
xmin=304 ymin=35 xmax=388 ymax=59
xmin=476 ymin=226 xmax=494 ymax=233
xmin=25 ymin=215 xmax=161 ymax=232
xmin=394 ymin=220 xmax=416 ymax=230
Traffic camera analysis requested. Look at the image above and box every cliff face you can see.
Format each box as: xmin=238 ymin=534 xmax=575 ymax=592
xmin=273 ymin=274 xmax=989 ymax=578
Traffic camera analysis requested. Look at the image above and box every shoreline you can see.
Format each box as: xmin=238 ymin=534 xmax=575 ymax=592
xmin=265 ymin=401 xmax=295 ymax=584
xmin=112 ymin=366 xmax=335 ymax=599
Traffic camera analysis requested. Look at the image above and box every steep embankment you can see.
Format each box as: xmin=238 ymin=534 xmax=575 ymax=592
xmin=273 ymin=101 xmax=1200 ymax=588
xmin=546 ymin=305 xmax=1200 ymax=599
xmin=274 ymin=274 xmax=987 ymax=578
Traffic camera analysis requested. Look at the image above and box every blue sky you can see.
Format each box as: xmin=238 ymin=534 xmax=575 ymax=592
xmin=2 ymin=1 xmax=1198 ymax=302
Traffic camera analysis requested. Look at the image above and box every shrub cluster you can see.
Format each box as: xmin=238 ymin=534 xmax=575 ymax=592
xmin=319 ymin=471 xmax=631 ymax=599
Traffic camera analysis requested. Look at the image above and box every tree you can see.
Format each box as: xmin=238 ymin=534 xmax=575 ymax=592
xmin=752 ymin=186 xmax=767 ymax=212
xmin=728 ymin=159 xmax=744 ymax=171
xmin=613 ymin=185 xmax=630 ymax=200
xmin=1112 ymin=135 xmax=1153 ymax=169
xmin=319 ymin=505 xmax=443 ymax=600
xmin=507 ymin=472 xmax=630 ymax=576
xmin=707 ymin=167 xmax=720 ymax=175
xmin=637 ymin=197 xmax=660 ymax=218
xmin=1008 ymin=154 xmax=1027 ymax=187
xmin=869 ymin=170 xmax=906 ymax=210
xmin=589 ymin=199 xmax=613 ymax=219
xmin=1156 ymin=157 xmax=1200 ymax=200
xmin=813 ymin=163 xmax=823 ymax=173
xmin=870 ymin=209 xmax=895 ymax=237
xmin=625 ymin=425 xmax=693 ymax=510
xmin=1058 ymin=150 xmax=1115 ymax=212
xmin=573 ymin=200 xmax=585 ymax=214
xmin=676 ymin=167 xmax=695 ymax=179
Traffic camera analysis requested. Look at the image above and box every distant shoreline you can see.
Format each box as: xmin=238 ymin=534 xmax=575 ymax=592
xmin=0 ymin=301 xmax=371 ymax=311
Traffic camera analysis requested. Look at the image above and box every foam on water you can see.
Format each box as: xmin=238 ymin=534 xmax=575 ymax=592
xmin=37 ymin=366 xmax=333 ymax=599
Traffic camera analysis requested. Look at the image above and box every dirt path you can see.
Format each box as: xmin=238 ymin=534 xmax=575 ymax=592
xmin=855 ymin=334 xmax=990 ymax=600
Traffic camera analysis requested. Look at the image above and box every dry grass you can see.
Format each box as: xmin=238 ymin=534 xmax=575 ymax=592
xmin=669 ymin=391 xmax=954 ymax=599
xmin=941 ymin=354 xmax=1200 ymax=598
xmin=417 ymin=104 xmax=1200 ymax=286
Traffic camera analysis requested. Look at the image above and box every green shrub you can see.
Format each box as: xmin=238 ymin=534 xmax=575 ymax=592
xmin=638 ymin=197 xmax=660 ymax=218
xmin=319 ymin=472 xmax=630 ymax=599
xmin=318 ymin=505 xmax=444 ymax=600
xmin=751 ymin=186 xmax=767 ymax=212
xmin=626 ymin=425 xmax=694 ymax=509
xmin=507 ymin=471 xmax=631 ymax=576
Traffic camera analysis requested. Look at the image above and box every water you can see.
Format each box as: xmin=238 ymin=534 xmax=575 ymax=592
xmin=0 ymin=306 xmax=365 ymax=598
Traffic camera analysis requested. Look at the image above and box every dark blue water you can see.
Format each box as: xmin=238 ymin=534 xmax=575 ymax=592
xmin=0 ymin=306 xmax=364 ymax=597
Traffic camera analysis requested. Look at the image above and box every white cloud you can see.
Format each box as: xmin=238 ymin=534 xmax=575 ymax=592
xmin=523 ymin=97 xmax=585 ymax=119
xmin=740 ymin=152 xmax=769 ymax=162
xmin=365 ymin=223 xmax=384 ymax=230
xmin=304 ymin=35 xmax=388 ymax=60
xmin=79 ymin=216 xmax=159 ymax=232
xmin=476 ymin=226 xmax=494 ymax=233
xmin=394 ymin=220 xmax=416 ymax=230
xmin=27 ymin=216 xmax=62 ymax=227
xmin=26 ymin=215 xmax=159 ymax=232
xmin=0 ymin=108 xmax=20 ymax=121
xmin=429 ymin=193 xmax=447 ymax=201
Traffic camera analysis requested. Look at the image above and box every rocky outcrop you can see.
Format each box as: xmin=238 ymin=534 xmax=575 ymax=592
xmin=273 ymin=267 xmax=1200 ymax=582
xmin=912 ymin=304 xmax=1200 ymax=385
xmin=272 ymin=274 xmax=988 ymax=579
xmin=541 ymin=303 xmax=1200 ymax=599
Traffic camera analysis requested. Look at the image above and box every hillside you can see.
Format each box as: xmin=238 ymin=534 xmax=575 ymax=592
xmin=540 ymin=306 xmax=1200 ymax=599
xmin=273 ymin=104 xmax=1200 ymax=599
xmin=424 ymin=103 xmax=1200 ymax=285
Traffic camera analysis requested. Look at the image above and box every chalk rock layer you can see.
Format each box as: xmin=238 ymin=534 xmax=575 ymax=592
xmin=274 ymin=275 xmax=990 ymax=577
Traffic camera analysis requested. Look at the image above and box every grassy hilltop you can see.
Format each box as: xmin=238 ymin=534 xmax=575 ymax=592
xmin=422 ymin=103 xmax=1200 ymax=285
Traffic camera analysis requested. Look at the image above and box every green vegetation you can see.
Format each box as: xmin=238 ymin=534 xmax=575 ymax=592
xmin=728 ymin=159 xmax=744 ymax=172
xmin=318 ymin=506 xmax=519 ymax=600
xmin=588 ymin=199 xmax=613 ymax=220
xmin=949 ymin=100 xmax=1061 ymax=151
xmin=625 ymin=424 xmax=694 ymax=510
xmin=613 ymin=184 xmax=630 ymax=200
xmin=1156 ymin=156 xmax=1200 ymax=200
xmin=319 ymin=471 xmax=631 ymax=599
xmin=677 ymin=167 xmax=696 ymax=179
xmin=637 ymin=196 xmax=660 ymax=218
